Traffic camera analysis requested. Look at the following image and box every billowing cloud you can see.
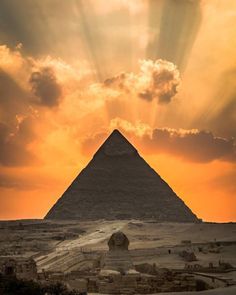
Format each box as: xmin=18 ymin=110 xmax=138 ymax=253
xmin=110 ymin=117 xmax=151 ymax=137
xmin=0 ymin=68 xmax=36 ymax=166
xmin=145 ymin=128 xmax=236 ymax=163
xmin=104 ymin=59 xmax=180 ymax=104
xmin=138 ymin=59 xmax=180 ymax=103
xmin=82 ymin=118 xmax=236 ymax=163
xmin=29 ymin=67 xmax=62 ymax=107
xmin=0 ymin=46 xmax=67 ymax=167
xmin=0 ymin=69 xmax=29 ymax=122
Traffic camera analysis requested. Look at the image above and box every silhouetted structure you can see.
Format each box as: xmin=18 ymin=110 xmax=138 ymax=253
xmin=45 ymin=130 xmax=198 ymax=222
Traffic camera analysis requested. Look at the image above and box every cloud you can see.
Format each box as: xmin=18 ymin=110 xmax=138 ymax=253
xmin=145 ymin=128 xmax=236 ymax=163
xmin=82 ymin=118 xmax=236 ymax=163
xmin=0 ymin=44 xmax=109 ymax=169
xmin=104 ymin=59 xmax=180 ymax=104
xmin=0 ymin=69 xmax=29 ymax=121
xmin=110 ymin=117 xmax=152 ymax=137
xmin=0 ymin=46 xmax=66 ymax=167
xmin=0 ymin=117 xmax=36 ymax=166
xmin=81 ymin=119 xmax=152 ymax=156
xmin=0 ymin=69 xmax=37 ymax=166
xmin=29 ymin=67 xmax=62 ymax=107
xmin=139 ymin=59 xmax=180 ymax=103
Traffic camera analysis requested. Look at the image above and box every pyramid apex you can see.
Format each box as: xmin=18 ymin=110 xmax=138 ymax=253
xmin=110 ymin=128 xmax=124 ymax=136
xmin=95 ymin=128 xmax=137 ymax=157
xmin=112 ymin=128 xmax=120 ymax=133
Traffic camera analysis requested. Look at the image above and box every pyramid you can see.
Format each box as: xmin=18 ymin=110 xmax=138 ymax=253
xmin=45 ymin=130 xmax=198 ymax=222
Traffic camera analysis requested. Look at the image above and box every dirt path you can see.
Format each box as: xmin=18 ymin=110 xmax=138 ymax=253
xmin=36 ymin=220 xmax=128 ymax=270
xmin=56 ymin=220 xmax=127 ymax=251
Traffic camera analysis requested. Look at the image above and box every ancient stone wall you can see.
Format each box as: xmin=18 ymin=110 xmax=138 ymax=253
xmin=0 ymin=257 xmax=37 ymax=280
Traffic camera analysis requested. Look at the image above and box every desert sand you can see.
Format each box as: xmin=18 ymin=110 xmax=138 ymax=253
xmin=90 ymin=286 xmax=236 ymax=295
xmin=0 ymin=219 xmax=235 ymax=294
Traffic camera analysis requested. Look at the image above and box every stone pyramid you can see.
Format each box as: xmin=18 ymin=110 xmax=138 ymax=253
xmin=45 ymin=129 xmax=198 ymax=222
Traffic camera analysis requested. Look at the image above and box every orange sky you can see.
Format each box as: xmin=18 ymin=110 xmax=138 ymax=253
xmin=0 ymin=0 xmax=235 ymax=222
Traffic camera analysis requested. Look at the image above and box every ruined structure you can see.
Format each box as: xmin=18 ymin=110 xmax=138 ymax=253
xmin=45 ymin=129 xmax=198 ymax=221
xmin=179 ymin=250 xmax=197 ymax=262
xmin=96 ymin=232 xmax=198 ymax=294
xmin=0 ymin=257 xmax=37 ymax=280
xmin=101 ymin=231 xmax=136 ymax=274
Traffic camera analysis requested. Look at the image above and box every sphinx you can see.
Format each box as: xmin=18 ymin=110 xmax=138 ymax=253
xmin=101 ymin=231 xmax=137 ymax=275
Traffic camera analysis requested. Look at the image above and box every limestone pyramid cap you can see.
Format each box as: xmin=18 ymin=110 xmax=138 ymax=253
xmin=95 ymin=129 xmax=137 ymax=157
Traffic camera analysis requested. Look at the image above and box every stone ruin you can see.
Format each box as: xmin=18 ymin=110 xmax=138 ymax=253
xmin=98 ymin=231 xmax=139 ymax=293
xmin=101 ymin=231 xmax=136 ymax=275
xmin=0 ymin=256 xmax=37 ymax=280
xmin=65 ymin=231 xmax=199 ymax=294
xmin=0 ymin=232 xmax=216 ymax=294
xmin=179 ymin=250 xmax=197 ymax=262
xmin=0 ymin=232 xmax=217 ymax=294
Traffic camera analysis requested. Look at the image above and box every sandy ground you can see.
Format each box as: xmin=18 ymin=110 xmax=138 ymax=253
xmin=1 ymin=220 xmax=236 ymax=269
xmin=152 ymin=285 xmax=236 ymax=295
xmin=0 ymin=220 xmax=235 ymax=293
xmin=56 ymin=220 xmax=127 ymax=251
xmin=89 ymin=286 xmax=236 ymax=295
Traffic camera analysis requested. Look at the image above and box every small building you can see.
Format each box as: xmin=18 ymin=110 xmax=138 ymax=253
xmin=0 ymin=256 xmax=37 ymax=280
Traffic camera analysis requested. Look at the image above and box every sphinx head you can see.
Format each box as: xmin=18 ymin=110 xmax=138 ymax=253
xmin=108 ymin=231 xmax=129 ymax=251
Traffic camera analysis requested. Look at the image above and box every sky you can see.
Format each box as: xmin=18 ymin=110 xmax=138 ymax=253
xmin=0 ymin=0 xmax=235 ymax=222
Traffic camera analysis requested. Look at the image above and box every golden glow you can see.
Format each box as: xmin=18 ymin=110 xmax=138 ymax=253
xmin=0 ymin=0 xmax=235 ymax=222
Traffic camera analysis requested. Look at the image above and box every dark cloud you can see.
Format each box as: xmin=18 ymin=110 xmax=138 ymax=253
xmin=0 ymin=63 xmax=63 ymax=167
xmin=0 ymin=69 xmax=37 ymax=166
xmin=143 ymin=128 xmax=236 ymax=163
xmin=29 ymin=67 xmax=62 ymax=107
xmin=147 ymin=0 xmax=202 ymax=71
xmin=81 ymin=125 xmax=236 ymax=163
xmin=0 ymin=118 xmax=36 ymax=166
xmin=0 ymin=69 xmax=28 ymax=122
